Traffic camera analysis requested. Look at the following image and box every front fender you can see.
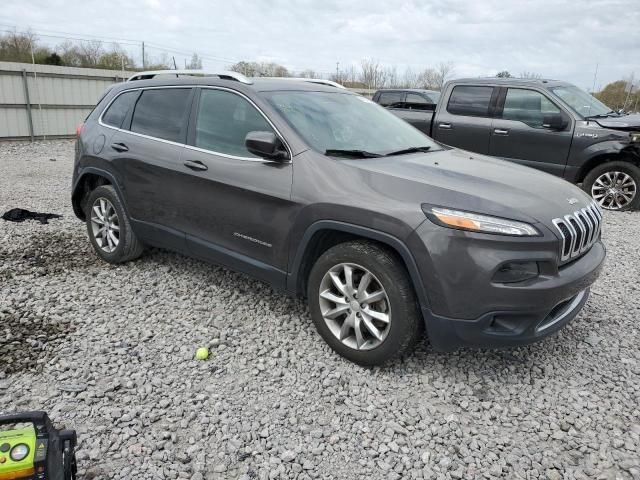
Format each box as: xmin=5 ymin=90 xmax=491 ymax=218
xmin=286 ymin=218 xmax=432 ymax=314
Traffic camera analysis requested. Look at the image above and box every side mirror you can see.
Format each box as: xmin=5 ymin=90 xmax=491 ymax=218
xmin=245 ymin=131 xmax=289 ymax=161
xmin=543 ymin=114 xmax=568 ymax=131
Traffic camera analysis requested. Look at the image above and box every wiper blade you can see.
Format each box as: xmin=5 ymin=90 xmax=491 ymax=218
xmin=584 ymin=111 xmax=617 ymax=119
xmin=325 ymin=149 xmax=382 ymax=158
xmin=384 ymin=146 xmax=432 ymax=156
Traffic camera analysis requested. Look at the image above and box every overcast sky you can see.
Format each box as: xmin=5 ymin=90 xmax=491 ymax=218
xmin=2 ymin=0 xmax=639 ymax=89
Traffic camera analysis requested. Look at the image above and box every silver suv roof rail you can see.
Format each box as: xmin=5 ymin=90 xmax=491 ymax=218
xmin=127 ymin=69 xmax=253 ymax=84
xmin=257 ymin=77 xmax=346 ymax=89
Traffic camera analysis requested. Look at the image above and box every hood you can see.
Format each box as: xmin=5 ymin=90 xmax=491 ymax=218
xmin=594 ymin=113 xmax=640 ymax=131
xmin=342 ymin=148 xmax=593 ymax=226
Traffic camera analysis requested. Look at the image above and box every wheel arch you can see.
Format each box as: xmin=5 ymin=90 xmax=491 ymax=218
xmin=287 ymin=221 xmax=431 ymax=312
xmin=576 ymin=148 xmax=640 ymax=184
xmin=72 ymin=168 xmax=124 ymax=220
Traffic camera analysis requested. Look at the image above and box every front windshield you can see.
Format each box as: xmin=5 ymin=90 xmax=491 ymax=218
xmin=550 ymin=85 xmax=612 ymax=118
xmin=263 ymin=91 xmax=440 ymax=155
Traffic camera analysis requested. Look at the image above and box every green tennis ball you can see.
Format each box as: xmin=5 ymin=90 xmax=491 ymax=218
xmin=195 ymin=347 xmax=209 ymax=360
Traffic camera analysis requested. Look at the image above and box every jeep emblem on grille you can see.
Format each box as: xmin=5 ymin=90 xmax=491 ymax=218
xmin=567 ymin=198 xmax=579 ymax=205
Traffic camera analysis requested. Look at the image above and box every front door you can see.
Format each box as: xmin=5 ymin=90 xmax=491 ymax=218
xmin=489 ymin=87 xmax=573 ymax=176
xmin=176 ymin=87 xmax=295 ymax=285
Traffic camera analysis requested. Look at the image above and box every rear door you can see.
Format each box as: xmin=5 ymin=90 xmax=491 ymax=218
xmin=433 ymin=85 xmax=496 ymax=153
xmin=489 ymin=87 xmax=573 ymax=176
xmin=177 ymin=87 xmax=295 ymax=285
xmin=105 ymin=87 xmax=194 ymax=248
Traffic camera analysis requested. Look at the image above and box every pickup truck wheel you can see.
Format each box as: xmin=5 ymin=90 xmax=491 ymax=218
xmin=307 ymin=241 xmax=423 ymax=366
xmin=85 ymin=185 xmax=144 ymax=263
xmin=583 ymin=161 xmax=640 ymax=211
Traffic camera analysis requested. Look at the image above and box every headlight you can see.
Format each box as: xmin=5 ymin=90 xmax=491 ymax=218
xmin=423 ymin=206 xmax=540 ymax=236
xmin=630 ymin=132 xmax=640 ymax=143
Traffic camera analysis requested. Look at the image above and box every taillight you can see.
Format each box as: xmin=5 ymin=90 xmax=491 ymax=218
xmin=76 ymin=123 xmax=84 ymax=137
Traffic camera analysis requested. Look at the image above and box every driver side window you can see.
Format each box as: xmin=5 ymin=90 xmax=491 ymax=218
xmin=502 ymin=88 xmax=561 ymax=128
xmin=194 ymin=89 xmax=275 ymax=158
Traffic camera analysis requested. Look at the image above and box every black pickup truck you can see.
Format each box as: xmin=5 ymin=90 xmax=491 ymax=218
xmin=373 ymin=78 xmax=640 ymax=211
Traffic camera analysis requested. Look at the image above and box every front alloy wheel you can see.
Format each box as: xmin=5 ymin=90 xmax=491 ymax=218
xmin=319 ymin=263 xmax=391 ymax=351
xmin=307 ymin=241 xmax=423 ymax=366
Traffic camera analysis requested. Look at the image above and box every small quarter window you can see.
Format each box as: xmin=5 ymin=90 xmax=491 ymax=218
xmin=101 ymin=91 xmax=138 ymax=128
xmin=447 ymin=86 xmax=494 ymax=117
xmin=130 ymin=88 xmax=192 ymax=142
xmin=194 ymin=89 xmax=275 ymax=158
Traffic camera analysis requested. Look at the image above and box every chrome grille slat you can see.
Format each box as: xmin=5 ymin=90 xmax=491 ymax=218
xmin=552 ymin=201 xmax=602 ymax=262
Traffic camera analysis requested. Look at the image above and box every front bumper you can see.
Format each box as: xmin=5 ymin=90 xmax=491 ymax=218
xmin=407 ymin=221 xmax=606 ymax=351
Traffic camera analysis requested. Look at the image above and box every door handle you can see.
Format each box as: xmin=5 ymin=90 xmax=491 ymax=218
xmin=110 ymin=142 xmax=129 ymax=152
xmin=494 ymin=128 xmax=509 ymax=135
xmin=183 ymin=160 xmax=208 ymax=171
xmin=438 ymin=122 xmax=452 ymax=129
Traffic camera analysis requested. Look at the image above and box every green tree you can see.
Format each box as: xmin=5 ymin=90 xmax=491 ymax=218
xmin=496 ymin=70 xmax=512 ymax=78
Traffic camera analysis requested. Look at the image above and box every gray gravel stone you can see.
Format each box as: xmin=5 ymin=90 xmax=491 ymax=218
xmin=1 ymin=140 xmax=639 ymax=480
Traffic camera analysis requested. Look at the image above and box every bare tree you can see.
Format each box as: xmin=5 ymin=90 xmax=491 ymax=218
xmin=417 ymin=68 xmax=439 ymax=90
xmin=520 ymin=71 xmax=542 ymax=79
xmin=383 ymin=65 xmax=399 ymax=88
xmin=400 ymin=67 xmax=420 ymax=88
xmin=299 ymin=69 xmax=318 ymax=78
xmin=186 ymin=53 xmax=202 ymax=69
xmin=359 ymin=58 xmax=387 ymax=90
xmin=76 ymin=40 xmax=104 ymax=67
xmin=434 ymin=62 xmax=454 ymax=90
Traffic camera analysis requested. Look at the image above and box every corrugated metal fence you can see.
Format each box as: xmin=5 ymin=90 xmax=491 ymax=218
xmin=0 ymin=61 xmax=128 ymax=141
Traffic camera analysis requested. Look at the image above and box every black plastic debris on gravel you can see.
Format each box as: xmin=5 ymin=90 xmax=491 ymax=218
xmin=2 ymin=208 xmax=62 ymax=224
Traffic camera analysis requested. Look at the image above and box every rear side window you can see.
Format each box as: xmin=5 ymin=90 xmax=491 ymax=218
xmin=130 ymin=88 xmax=192 ymax=142
xmin=502 ymin=88 xmax=561 ymax=128
xmin=447 ymin=86 xmax=494 ymax=117
xmin=194 ymin=89 xmax=275 ymax=158
xmin=377 ymin=92 xmax=403 ymax=106
xmin=101 ymin=91 xmax=138 ymax=128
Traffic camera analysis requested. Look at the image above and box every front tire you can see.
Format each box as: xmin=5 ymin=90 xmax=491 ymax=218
xmin=583 ymin=161 xmax=640 ymax=211
xmin=307 ymin=241 xmax=423 ymax=366
xmin=85 ymin=185 xmax=144 ymax=263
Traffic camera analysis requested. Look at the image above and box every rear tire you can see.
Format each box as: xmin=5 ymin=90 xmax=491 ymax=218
xmin=582 ymin=161 xmax=640 ymax=211
xmin=85 ymin=185 xmax=144 ymax=263
xmin=307 ymin=240 xmax=423 ymax=366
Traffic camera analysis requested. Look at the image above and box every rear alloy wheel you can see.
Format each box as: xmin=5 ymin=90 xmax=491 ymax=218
xmin=583 ymin=161 xmax=640 ymax=211
xmin=307 ymin=241 xmax=423 ymax=366
xmin=85 ymin=185 xmax=144 ymax=263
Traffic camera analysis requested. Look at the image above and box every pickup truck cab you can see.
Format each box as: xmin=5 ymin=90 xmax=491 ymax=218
xmin=374 ymin=78 xmax=640 ymax=211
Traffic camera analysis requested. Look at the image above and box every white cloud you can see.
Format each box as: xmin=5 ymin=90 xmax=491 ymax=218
xmin=1 ymin=0 xmax=638 ymax=87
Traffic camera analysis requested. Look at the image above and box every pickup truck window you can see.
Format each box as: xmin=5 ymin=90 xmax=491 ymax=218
xmin=378 ymin=92 xmax=403 ymax=107
xmin=447 ymin=86 xmax=494 ymax=117
xmin=550 ymin=85 xmax=611 ymax=118
xmin=502 ymin=88 xmax=561 ymax=128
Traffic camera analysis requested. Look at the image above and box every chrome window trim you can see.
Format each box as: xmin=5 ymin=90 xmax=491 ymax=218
xmin=97 ymin=85 xmax=292 ymax=164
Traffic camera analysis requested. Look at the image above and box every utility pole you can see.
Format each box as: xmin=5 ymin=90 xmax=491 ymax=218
xmin=622 ymin=72 xmax=634 ymax=112
xmin=142 ymin=41 xmax=146 ymax=69
xmin=336 ymin=62 xmax=339 ymax=83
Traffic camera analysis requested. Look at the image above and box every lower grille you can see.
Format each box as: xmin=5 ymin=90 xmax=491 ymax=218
xmin=552 ymin=202 xmax=602 ymax=262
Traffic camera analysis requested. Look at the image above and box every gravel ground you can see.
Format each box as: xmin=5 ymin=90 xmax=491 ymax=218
xmin=1 ymin=140 xmax=639 ymax=480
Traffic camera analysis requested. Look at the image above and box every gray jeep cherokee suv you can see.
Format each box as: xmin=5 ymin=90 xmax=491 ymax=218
xmin=72 ymin=71 xmax=606 ymax=365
